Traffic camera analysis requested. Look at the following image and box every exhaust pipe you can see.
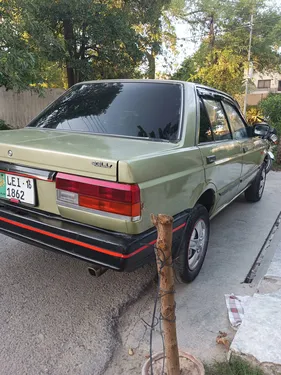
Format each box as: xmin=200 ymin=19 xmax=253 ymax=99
xmin=88 ymin=265 xmax=108 ymax=277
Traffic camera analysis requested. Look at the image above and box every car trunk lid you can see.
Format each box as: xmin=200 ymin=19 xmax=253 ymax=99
xmin=0 ymin=129 xmax=176 ymax=181
xmin=0 ymin=129 xmax=177 ymax=231
xmin=0 ymin=129 xmax=119 ymax=180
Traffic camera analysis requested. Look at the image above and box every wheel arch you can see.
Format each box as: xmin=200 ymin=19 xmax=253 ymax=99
xmin=173 ymin=187 xmax=216 ymax=260
xmin=196 ymin=188 xmax=216 ymax=214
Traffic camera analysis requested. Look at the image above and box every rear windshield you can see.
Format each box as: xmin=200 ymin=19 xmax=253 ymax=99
xmin=27 ymin=82 xmax=182 ymax=141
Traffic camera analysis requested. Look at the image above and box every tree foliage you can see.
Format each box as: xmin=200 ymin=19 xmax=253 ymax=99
xmin=259 ymin=93 xmax=281 ymax=164
xmin=128 ymin=0 xmax=172 ymax=79
xmin=259 ymin=94 xmax=281 ymax=127
xmin=172 ymin=57 xmax=196 ymax=81
xmin=0 ymin=0 xmax=172 ymax=89
xmin=173 ymin=0 xmax=281 ymax=96
xmin=0 ymin=0 xmax=42 ymax=90
xmin=1 ymin=0 xmax=280 ymax=94
xmin=18 ymin=0 xmax=144 ymax=87
xmin=193 ymin=46 xmax=245 ymax=96
xmin=246 ymin=106 xmax=262 ymax=125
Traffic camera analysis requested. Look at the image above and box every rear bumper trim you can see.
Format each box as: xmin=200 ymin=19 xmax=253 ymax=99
xmin=0 ymin=204 xmax=188 ymax=271
xmin=130 ymin=223 xmax=185 ymax=258
xmin=0 ymin=215 xmax=123 ymax=258
xmin=0 ymin=215 xmax=185 ymax=259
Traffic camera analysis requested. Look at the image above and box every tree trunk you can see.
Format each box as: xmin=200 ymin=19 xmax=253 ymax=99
xmin=276 ymin=136 xmax=281 ymax=164
xmin=66 ymin=66 xmax=75 ymax=88
xmin=151 ymin=214 xmax=180 ymax=375
xmin=63 ymin=19 xmax=75 ymax=88
xmin=208 ymin=14 xmax=215 ymax=47
xmin=146 ymin=52 xmax=156 ymax=79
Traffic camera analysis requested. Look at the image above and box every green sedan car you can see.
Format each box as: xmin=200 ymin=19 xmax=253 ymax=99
xmin=0 ymin=80 xmax=271 ymax=282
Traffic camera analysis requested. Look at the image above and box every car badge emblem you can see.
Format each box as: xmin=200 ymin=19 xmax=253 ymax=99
xmin=8 ymin=150 xmax=13 ymax=157
xmin=92 ymin=161 xmax=113 ymax=169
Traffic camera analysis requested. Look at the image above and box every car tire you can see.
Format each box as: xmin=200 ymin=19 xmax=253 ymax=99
xmin=245 ymin=163 xmax=266 ymax=202
xmin=178 ymin=204 xmax=210 ymax=283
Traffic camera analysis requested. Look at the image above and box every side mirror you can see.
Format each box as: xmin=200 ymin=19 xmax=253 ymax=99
xmin=253 ymin=123 xmax=270 ymax=137
xmin=270 ymin=133 xmax=278 ymax=144
xmin=269 ymin=127 xmax=277 ymax=135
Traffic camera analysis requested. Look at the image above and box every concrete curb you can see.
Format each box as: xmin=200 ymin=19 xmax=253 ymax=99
xmin=230 ymin=242 xmax=281 ymax=374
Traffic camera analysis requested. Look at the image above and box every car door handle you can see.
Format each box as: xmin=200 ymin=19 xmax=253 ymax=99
xmin=206 ymin=155 xmax=216 ymax=164
xmin=243 ymin=146 xmax=248 ymax=153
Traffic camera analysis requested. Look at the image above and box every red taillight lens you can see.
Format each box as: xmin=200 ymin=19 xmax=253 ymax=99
xmin=56 ymin=173 xmax=141 ymax=219
xmin=79 ymin=196 xmax=140 ymax=217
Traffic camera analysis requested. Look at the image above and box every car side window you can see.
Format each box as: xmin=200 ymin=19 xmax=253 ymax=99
xmin=203 ymin=99 xmax=232 ymax=141
xmin=223 ymin=102 xmax=248 ymax=140
xmin=199 ymin=99 xmax=214 ymax=143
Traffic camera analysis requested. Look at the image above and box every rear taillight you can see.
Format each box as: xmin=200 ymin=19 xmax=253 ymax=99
xmin=56 ymin=173 xmax=141 ymax=220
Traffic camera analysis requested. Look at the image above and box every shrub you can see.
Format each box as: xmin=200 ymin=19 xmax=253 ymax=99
xmin=0 ymin=120 xmax=11 ymax=130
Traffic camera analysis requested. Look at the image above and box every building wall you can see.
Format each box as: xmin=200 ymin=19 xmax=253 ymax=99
xmin=250 ymin=71 xmax=281 ymax=94
xmin=247 ymin=92 xmax=269 ymax=106
xmin=245 ymin=71 xmax=281 ymax=106
xmin=0 ymin=87 xmax=65 ymax=128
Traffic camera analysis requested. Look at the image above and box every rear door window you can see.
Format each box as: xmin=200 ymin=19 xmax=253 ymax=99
xmin=223 ymin=102 xmax=248 ymax=139
xmin=203 ymin=99 xmax=232 ymax=141
xmin=199 ymin=99 xmax=214 ymax=143
xmin=27 ymin=82 xmax=182 ymax=141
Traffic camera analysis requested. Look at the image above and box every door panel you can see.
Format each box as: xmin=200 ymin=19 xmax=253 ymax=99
xmin=239 ymin=137 xmax=265 ymax=188
xmin=199 ymin=141 xmax=242 ymax=208
xmin=198 ymin=98 xmax=242 ymax=209
xmin=222 ymin=101 xmax=265 ymax=190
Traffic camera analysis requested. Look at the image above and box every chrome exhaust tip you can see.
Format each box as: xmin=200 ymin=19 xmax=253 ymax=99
xmin=88 ymin=265 xmax=108 ymax=277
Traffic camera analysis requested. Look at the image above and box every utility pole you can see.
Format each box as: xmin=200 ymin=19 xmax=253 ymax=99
xmin=243 ymin=13 xmax=254 ymax=116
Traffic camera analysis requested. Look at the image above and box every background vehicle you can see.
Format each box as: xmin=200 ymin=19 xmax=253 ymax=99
xmin=0 ymin=80 xmax=269 ymax=282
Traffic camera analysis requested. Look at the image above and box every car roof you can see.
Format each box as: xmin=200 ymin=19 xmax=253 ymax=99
xmin=75 ymin=79 xmax=236 ymax=104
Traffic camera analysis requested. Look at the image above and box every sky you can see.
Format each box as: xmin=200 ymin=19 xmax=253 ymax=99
xmin=175 ymin=22 xmax=199 ymax=59
xmin=156 ymin=22 xmax=197 ymax=76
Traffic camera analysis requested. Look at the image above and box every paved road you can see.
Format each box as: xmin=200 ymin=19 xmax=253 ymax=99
xmin=105 ymin=172 xmax=281 ymax=374
xmin=0 ymin=237 xmax=155 ymax=375
xmin=1 ymin=172 xmax=281 ymax=375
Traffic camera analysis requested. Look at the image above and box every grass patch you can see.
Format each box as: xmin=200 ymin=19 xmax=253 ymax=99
xmin=205 ymin=357 xmax=264 ymax=375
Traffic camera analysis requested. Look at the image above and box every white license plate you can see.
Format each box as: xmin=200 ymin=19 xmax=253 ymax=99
xmin=0 ymin=173 xmax=35 ymax=205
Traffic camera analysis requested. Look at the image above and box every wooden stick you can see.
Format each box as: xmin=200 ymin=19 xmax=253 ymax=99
xmin=151 ymin=214 xmax=180 ymax=375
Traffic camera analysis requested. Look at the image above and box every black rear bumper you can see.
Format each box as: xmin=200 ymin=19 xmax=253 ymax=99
xmin=0 ymin=202 xmax=188 ymax=271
